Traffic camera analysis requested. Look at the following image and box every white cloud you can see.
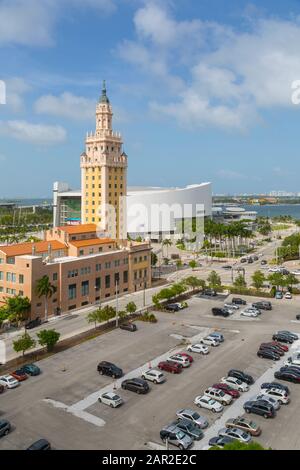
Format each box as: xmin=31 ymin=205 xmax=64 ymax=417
xmin=119 ymin=3 xmax=300 ymax=130
xmin=0 ymin=0 xmax=117 ymax=47
xmin=0 ymin=120 xmax=67 ymax=144
xmin=5 ymin=78 xmax=31 ymax=112
xmin=34 ymin=92 xmax=95 ymax=120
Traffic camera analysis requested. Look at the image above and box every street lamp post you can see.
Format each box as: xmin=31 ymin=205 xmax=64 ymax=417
xmin=115 ymin=280 xmax=119 ymax=328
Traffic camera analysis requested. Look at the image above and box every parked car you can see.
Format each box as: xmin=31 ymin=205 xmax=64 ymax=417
xmin=208 ymin=436 xmax=234 ymax=448
xmin=177 ymin=352 xmax=194 ymax=363
xmin=240 ymin=258 xmax=247 ymax=263
xmin=296 ymin=314 xmax=300 ymax=321
xmin=254 ymin=394 xmax=280 ymax=410
xmin=187 ymin=344 xmax=209 ymax=355
xmin=241 ymin=309 xmax=258 ymax=318
xmin=98 ymin=392 xmax=123 ymax=408
xmin=25 ymin=317 xmax=42 ymax=330
xmin=97 ymin=361 xmax=123 ymax=378
xmin=158 ymin=361 xmax=182 ymax=374
xmin=176 ymin=409 xmax=209 ymax=429
xmin=168 ymin=354 xmax=191 ymax=368
xmin=225 ymin=417 xmax=261 ymax=436
xmin=285 ymin=292 xmax=293 ymax=299
xmin=173 ymin=419 xmax=204 ymax=441
xmin=209 ymin=332 xmax=224 ymax=342
xmin=194 ymin=395 xmax=224 ymax=413
xmin=261 ymin=382 xmax=290 ymax=395
xmin=277 ymin=330 xmax=298 ymax=341
xmin=160 ymin=424 xmax=193 ymax=450
xmin=228 ymin=369 xmax=254 ymax=385
xmin=232 ymin=298 xmax=247 ymax=305
xmin=243 ymin=307 xmax=261 ymax=315
xmin=204 ymin=387 xmax=232 ymax=405
xmin=200 ymin=336 xmax=220 ymax=347
xmin=257 ymin=348 xmax=281 ymax=361
xmin=121 ymin=378 xmax=149 ymax=394
xmin=220 ymin=376 xmax=249 ymax=392
xmin=243 ymin=400 xmax=276 ymax=418
xmin=274 ymin=369 xmax=300 ymax=383
xmin=20 ymin=364 xmax=41 ymax=376
xmin=267 ymin=341 xmax=289 ymax=352
xmin=222 ymin=265 xmax=232 ymax=270
xmin=10 ymin=369 xmax=28 ymax=381
xmin=141 ymin=369 xmax=166 ymax=384
xmin=252 ymin=301 xmax=272 ymax=310
xmin=26 ymin=439 xmax=51 ymax=450
xmin=280 ymin=366 xmax=300 ymax=376
xmin=218 ymin=427 xmax=252 ymax=444
xmin=0 ymin=420 xmax=11 ymax=438
xmin=272 ymin=333 xmax=293 ymax=344
xmin=259 ymin=343 xmax=284 ymax=356
xmin=261 ymin=260 xmax=267 ymax=265
xmin=224 ymin=303 xmax=239 ymax=310
xmin=165 ymin=304 xmax=180 ymax=312
xmin=0 ymin=375 xmax=20 ymax=389
xmin=212 ymin=383 xmax=240 ymax=399
xmin=275 ymin=291 xmax=283 ymax=299
xmin=212 ymin=308 xmax=230 ymax=318
xmin=120 ymin=323 xmax=137 ymax=332
xmin=260 ymin=387 xmax=290 ymax=405
xmin=203 ymin=289 xmax=217 ymax=297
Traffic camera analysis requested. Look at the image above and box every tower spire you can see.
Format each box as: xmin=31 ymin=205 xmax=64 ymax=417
xmin=100 ymin=80 xmax=110 ymax=104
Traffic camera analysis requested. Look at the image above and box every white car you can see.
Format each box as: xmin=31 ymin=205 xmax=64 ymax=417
xmin=194 ymin=395 xmax=224 ymax=413
xmin=223 ymin=307 xmax=235 ymax=315
xmin=218 ymin=427 xmax=252 ymax=444
xmin=291 ymin=269 xmax=300 ymax=276
xmin=187 ymin=344 xmax=209 ymax=355
xmin=0 ymin=375 xmax=20 ymax=389
xmin=224 ymin=303 xmax=239 ymax=310
xmin=168 ymin=354 xmax=191 ymax=368
xmin=284 ymin=358 xmax=300 ymax=368
xmin=204 ymin=387 xmax=232 ymax=405
xmin=254 ymin=394 xmax=280 ymax=410
xmin=241 ymin=309 xmax=258 ymax=318
xmin=285 ymin=292 xmax=292 ymax=299
xmin=200 ymin=337 xmax=220 ymax=347
xmin=220 ymin=376 xmax=249 ymax=392
xmin=98 ymin=392 xmax=123 ymax=408
xmin=260 ymin=388 xmax=290 ymax=405
xmin=141 ymin=369 xmax=166 ymax=384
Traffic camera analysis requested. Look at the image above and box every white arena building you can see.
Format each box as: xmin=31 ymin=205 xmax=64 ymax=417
xmin=53 ymin=182 xmax=212 ymax=242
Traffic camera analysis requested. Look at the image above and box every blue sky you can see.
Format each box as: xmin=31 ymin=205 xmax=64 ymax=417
xmin=1 ymin=0 xmax=300 ymax=197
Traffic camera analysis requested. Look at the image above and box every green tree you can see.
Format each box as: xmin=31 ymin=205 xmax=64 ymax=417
xmin=183 ymin=276 xmax=205 ymax=292
xmin=285 ymin=273 xmax=299 ymax=291
xmin=37 ymin=329 xmax=60 ymax=352
xmin=252 ymin=270 xmax=266 ymax=289
xmin=189 ymin=260 xmax=197 ymax=271
xmin=87 ymin=310 xmax=101 ymax=329
xmin=151 ymin=252 xmax=158 ymax=266
xmin=162 ymin=238 xmax=172 ymax=258
xmin=207 ymin=271 xmax=222 ymax=290
xmin=126 ymin=302 xmax=137 ymax=314
xmin=3 ymin=295 xmax=31 ymax=325
xmin=13 ymin=332 xmax=36 ymax=357
xmin=268 ymin=273 xmax=286 ymax=291
xmin=234 ymin=274 xmax=247 ymax=288
xmin=35 ymin=275 xmax=57 ymax=322
xmin=210 ymin=440 xmax=266 ymax=451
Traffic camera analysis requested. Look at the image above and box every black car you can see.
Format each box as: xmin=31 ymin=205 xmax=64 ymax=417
xmin=173 ymin=419 xmax=204 ymax=441
xmin=26 ymin=439 xmax=51 ymax=450
xmin=279 ymin=366 xmax=300 ymax=376
xmin=121 ymin=378 xmax=149 ymax=394
xmin=257 ymin=348 xmax=280 ymax=361
xmin=259 ymin=344 xmax=284 ymax=356
xmin=120 ymin=323 xmax=137 ymax=332
xmin=97 ymin=361 xmax=123 ymax=378
xmin=232 ymin=298 xmax=246 ymax=305
xmin=252 ymin=301 xmax=272 ymax=311
xmin=228 ymin=369 xmax=254 ymax=385
xmin=261 ymin=260 xmax=267 ymax=265
xmin=261 ymin=382 xmax=290 ymax=395
xmin=272 ymin=333 xmax=293 ymax=344
xmin=274 ymin=370 xmax=300 ymax=383
xmin=247 ymin=257 xmax=254 ymax=264
xmin=296 ymin=314 xmax=300 ymax=321
xmin=243 ymin=400 xmax=275 ymax=418
xmin=0 ymin=420 xmax=11 ymax=438
xmin=277 ymin=331 xmax=298 ymax=341
xmin=203 ymin=289 xmax=217 ymax=297
xmin=222 ymin=265 xmax=232 ymax=270
xmin=25 ymin=317 xmax=42 ymax=330
xmin=208 ymin=436 xmax=234 ymax=447
xmin=165 ymin=304 xmax=180 ymax=312
xmin=212 ymin=308 xmax=230 ymax=318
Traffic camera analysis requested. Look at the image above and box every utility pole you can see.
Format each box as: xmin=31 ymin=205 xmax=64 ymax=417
xmin=143 ymin=282 xmax=146 ymax=308
xmin=115 ymin=281 xmax=119 ymax=327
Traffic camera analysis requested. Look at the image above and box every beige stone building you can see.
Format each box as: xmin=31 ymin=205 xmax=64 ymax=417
xmin=0 ymin=224 xmax=151 ymax=320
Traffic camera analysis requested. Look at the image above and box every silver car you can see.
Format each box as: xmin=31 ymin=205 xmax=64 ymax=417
xmin=176 ymin=409 xmax=209 ymax=429
xmin=218 ymin=427 xmax=252 ymax=443
xmin=160 ymin=424 xmax=193 ymax=450
xmin=141 ymin=369 xmax=166 ymax=384
xmin=255 ymin=394 xmax=280 ymax=410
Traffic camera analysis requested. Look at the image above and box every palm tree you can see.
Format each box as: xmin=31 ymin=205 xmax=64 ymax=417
xmin=35 ymin=275 xmax=57 ymax=322
xmin=162 ymin=238 xmax=172 ymax=258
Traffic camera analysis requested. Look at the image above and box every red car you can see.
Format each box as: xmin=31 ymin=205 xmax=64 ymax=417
xmin=10 ymin=369 xmax=28 ymax=382
xmin=212 ymin=383 xmax=240 ymax=398
xmin=158 ymin=361 xmax=182 ymax=374
xmin=177 ymin=352 xmax=194 ymax=363
xmin=270 ymin=341 xmax=289 ymax=352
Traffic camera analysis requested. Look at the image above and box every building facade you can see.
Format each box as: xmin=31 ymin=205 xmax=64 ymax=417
xmin=0 ymin=224 xmax=151 ymax=319
xmin=80 ymin=82 xmax=127 ymax=239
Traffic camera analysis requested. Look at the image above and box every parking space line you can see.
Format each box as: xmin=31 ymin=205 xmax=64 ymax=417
xmin=43 ymin=398 xmax=106 ymax=427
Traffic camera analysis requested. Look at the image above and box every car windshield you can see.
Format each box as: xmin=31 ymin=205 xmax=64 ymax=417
xmin=177 ymin=431 xmax=186 ymax=439
xmin=208 ymin=399 xmax=215 ymax=405
xmin=242 ymin=432 xmax=249 ymax=439
xmin=249 ymin=422 xmax=257 ymax=428
xmin=192 ymin=412 xmax=200 ymax=419
xmin=111 ymin=395 xmax=119 ymax=400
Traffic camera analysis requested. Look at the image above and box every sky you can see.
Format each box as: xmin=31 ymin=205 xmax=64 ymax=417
xmin=1 ymin=0 xmax=300 ymax=197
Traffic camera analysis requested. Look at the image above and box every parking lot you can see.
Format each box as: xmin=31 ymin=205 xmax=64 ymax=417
xmin=0 ymin=293 xmax=300 ymax=450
